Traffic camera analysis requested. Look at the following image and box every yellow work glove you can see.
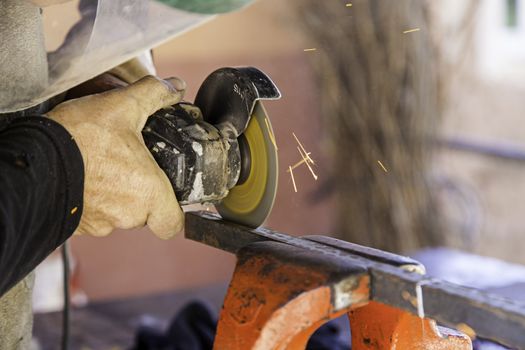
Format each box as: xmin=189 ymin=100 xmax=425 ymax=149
xmin=47 ymin=75 xmax=186 ymax=239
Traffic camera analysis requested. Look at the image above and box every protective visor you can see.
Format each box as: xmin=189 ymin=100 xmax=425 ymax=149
xmin=0 ymin=0 xmax=252 ymax=113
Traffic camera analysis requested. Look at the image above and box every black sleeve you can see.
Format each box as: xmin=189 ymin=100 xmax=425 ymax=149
xmin=0 ymin=117 xmax=84 ymax=297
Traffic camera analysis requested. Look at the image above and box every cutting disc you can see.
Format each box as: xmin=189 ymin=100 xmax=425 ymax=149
xmin=216 ymin=102 xmax=278 ymax=228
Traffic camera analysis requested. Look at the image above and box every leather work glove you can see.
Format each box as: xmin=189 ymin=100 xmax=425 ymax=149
xmin=47 ymin=75 xmax=186 ymax=239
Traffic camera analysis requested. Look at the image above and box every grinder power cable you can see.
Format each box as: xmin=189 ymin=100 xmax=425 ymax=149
xmin=142 ymin=67 xmax=281 ymax=227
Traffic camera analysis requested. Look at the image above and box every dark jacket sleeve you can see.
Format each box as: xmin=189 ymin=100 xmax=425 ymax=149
xmin=0 ymin=116 xmax=84 ymax=297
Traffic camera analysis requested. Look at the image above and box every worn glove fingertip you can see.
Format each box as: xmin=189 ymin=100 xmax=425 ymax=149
xmin=148 ymin=216 xmax=184 ymax=240
xmin=77 ymin=219 xmax=114 ymax=237
xmin=146 ymin=167 xmax=185 ymax=239
xmin=165 ymin=77 xmax=187 ymax=92
xmin=147 ymin=201 xmax=185 ymax=240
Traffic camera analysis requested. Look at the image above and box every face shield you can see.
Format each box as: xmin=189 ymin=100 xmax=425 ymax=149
xmin=0 ymin=0 xmax=252 ymax=113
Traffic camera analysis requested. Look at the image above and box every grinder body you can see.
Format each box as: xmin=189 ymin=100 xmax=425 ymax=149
xmin=143 ymin=103 xmax=241 ymax=204
xmin=142 ymin=67 xmax=280 ymax=225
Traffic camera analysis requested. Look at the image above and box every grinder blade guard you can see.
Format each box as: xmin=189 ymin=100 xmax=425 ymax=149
xmin=142 ymin=67 xmax=280 ymax=227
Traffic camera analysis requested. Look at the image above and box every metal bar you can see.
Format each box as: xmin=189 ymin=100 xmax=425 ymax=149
xmin=423 ymin=279 xmax=525 ymax=348
xmin=371 ymin=265 xmax=525 ymax=349
xmin=305 ymin=235 xmax=424 ymax=272
xmin=185 ymin=211 xmax=525 ymax=349
xmin=185 ymin=211 xmax=411 ymax=269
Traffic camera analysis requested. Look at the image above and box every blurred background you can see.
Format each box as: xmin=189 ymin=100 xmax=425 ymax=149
xmin=32 ymin=0 xmax=525 ymax=346
xmin=37 ymin=0 xmax=336 ymax=307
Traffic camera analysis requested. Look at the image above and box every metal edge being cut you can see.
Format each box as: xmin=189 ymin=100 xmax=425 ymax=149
xmin=216 ymin=102 xmax=278 ymax=228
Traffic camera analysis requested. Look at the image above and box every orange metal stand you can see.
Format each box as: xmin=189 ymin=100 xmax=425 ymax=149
xmin=349 ymin=302 xmax=472 ymax=350
xmin=213 ymin=241 xmax=472 ymax=350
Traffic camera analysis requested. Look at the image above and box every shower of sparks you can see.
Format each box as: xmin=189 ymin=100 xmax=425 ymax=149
xmin=377 ymin=160 xmax=388 ymax=173
xmin=292 ymin=132 xmax=314 ymax=164
xmin=346 ymin=3 xmax=352 ymax=7
xmin=297 ymin=146 xmax=318 ymax=180
xmin=403 ymin=28 xmax=420 ymax=34
xmin=289 ymin=166 xmax=298 ymax=192
xmin=303 ymin=48 xmax=317 ymax=52
xmin=265 ymin=117 xmax=278 ymax=150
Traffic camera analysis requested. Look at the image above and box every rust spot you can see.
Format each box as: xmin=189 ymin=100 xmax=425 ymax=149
xmin=260 ymin=262 xmax=277 ymax=277
xmin=229 ymin=288 xmax=265 ymax=325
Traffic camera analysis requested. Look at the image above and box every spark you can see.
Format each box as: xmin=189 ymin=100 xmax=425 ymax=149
xmin=292 ymin=132 xmax=314 ymax=164
xmin=298 ymin=146 xmax=318 ymax=180
xmin=264 ymin=117 xmax=278 ymax=150
xmin=377 ymin=160 xmax=388 ymax=172
xmin=403 ymin=28 xmax=420 ymax=34
xmin=286 ymin=152 xmax=312 ymax=172
xmin=345 ymin=3 xmax=352 ymax=7
xmin=290 ymin=132 xmax=318 ymax=180
xmin=303 ymin=48 xmax=317 ymax=52
xmin=289 ymin=165 xmax=298 ymax=192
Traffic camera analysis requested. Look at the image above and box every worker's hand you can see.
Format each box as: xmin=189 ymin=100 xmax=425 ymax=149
xmin=47 ymin=75 xmax=186 ymax=239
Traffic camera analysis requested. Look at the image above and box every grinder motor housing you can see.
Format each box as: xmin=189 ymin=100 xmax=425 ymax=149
xmin=142 ymin=67 xmax=280 ymax=206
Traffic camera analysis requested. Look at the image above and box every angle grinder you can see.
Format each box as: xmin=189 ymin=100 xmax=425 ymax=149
xmin=142 ymin=67 xmax=280 ymax=227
